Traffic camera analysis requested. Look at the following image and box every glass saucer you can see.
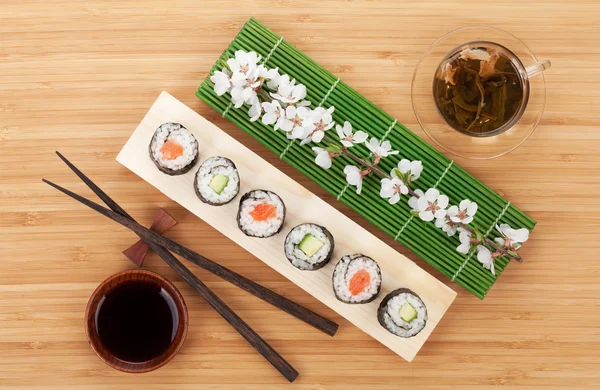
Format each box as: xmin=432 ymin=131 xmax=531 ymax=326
xmin=411 ymin=26 xmax=547 ymax=160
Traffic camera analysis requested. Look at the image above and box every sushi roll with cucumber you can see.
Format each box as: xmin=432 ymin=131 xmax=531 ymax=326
xmin=237 ymin=190 xmax=286 ymax=238
xmin=332 ymin=254 xmax=382 ymax=304
xmin=194 ymin=156 xmax=240 ymax=206
xmin=149 ymin=122 xmax=199 ymax=175
xmin=378 ymin=288 xmax=427 ymax=338
xmin=284 ymin=223 xmax=334 ymax=270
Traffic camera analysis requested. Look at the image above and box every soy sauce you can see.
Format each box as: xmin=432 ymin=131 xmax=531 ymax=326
xmin=95 ymin=280 xmax=179 ymax=363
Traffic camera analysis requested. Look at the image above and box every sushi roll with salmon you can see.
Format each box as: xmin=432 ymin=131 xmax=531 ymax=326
xmin=149 ymin=122 xmax=199 ymax=175
xmin=378 ymin=288 xmax=427 ymax=338
xmin=284 ymin=223 xmax=334 ymax=270
xmin=194 ymin=156 xmax=240 ymax=206
xmin=237 ymin=190 xmax=286 ymax=238
xmin=332 ymin=254 xmax=382 ymax=304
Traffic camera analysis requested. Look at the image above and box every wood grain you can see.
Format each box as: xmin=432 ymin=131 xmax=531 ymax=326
xmin=1 ymin=0 xmax=599 ymax=388
xmin=122 ymin=207 xmax=178 ymax=267
xmin=42 ymin=178 xmax=301 ymax=382
xmin=116 ymin=91 xmax=456 ymax=361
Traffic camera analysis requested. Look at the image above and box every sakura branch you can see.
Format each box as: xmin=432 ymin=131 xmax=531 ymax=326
xmin=210 ymin=50 xmax=530 ymax=274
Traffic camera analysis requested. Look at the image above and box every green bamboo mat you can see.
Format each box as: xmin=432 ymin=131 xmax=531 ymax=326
xmin=197 ymin=18 xmax=536 ymax=299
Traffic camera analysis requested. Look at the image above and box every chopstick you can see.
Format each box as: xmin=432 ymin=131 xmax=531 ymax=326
xmin=53 ymin=152 xmax=338 ymax=337
xmin=44 ymin=177 xmax=298 ymax=382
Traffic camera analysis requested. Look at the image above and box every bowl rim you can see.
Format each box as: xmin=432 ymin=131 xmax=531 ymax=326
xmin=84 ymin=269 xmax=189 ymax=373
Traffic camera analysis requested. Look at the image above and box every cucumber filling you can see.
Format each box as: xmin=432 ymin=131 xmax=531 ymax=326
xmin=298 ymin=234 xmax=324 ymax=257
xmin=400 ymin=302 xmax=417 ymax=323
xmin=209 ymin=174 xmax=229 ymax=194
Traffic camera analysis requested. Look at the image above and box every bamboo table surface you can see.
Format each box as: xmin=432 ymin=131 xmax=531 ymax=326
xmin=1 ymin=1 xmax=598 ymax=389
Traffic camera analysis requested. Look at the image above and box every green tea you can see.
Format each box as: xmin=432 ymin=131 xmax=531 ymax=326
xmin=433 ymin=42 xmax=526 ymax=136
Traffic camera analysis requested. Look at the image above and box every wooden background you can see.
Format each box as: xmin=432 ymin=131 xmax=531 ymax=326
xmin=1 ymin=1 xmax=598 ymax=388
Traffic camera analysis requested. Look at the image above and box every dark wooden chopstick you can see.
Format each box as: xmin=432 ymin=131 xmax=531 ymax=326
xmin=52 ymin=152 xmax=338 ymax=337
xmin=44 ymin=178 xmax=298 ymax=382
xmin=55 ymin=152 xmax=136 ymax=221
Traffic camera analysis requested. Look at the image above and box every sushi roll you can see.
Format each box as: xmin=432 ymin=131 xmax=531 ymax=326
xmin=149 ymin=122 xmax=199 ymax=175
xmin=284 ymin=223 xmax=334 ymax=270
xmin=237 ymin=190 xmax=286 ymax=238
xmin=332 ymin=254 xmax=382 ymax=304
xmin=378 ymin=288 xmax=428 ymax=338
xmin=194 ymin=156 xmax=240 ymax=206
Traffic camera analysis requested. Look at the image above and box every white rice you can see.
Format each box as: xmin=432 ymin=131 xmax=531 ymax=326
xmin=381 ymin=291 xmax=427 ymax=338
xmin=284 ymin=224 xmax=333 ymax=270
xmin=150 ymin=123 xmax=198 ymax=172
xmin=238 ymin=190 xmax=285 ymax=238
xmin=195 ymin=156 xmax=240 ymax=205
xmin=333 ymin=254 xmax=381 ymax=303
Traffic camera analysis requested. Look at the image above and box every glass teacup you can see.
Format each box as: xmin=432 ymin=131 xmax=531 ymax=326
xmin=412 ymin=26 xmax=550 ymax=160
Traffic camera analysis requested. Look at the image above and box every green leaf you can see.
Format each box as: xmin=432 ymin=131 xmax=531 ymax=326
xmin=474 ymin=227 xmax=484 ymax=242
xmin=393 ymin=168 xmax=410 ymax=183
xmin=220 ymin=58 xmax=231 ymax=71
xmin=324 ymin=144 xmax=342 ymax=153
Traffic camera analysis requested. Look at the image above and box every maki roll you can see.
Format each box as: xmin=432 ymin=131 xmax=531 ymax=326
xmin=378 ymin=288 xmax=427 ymax=338
xmin=284 ymin=223 xmax=334 ymax=270
xmin=194 ymin=156 xmax=240 ymax=206
xmin=237 ymin=190 xmax=286 ymax=238
xmin=149 ymin=122 xmax=199 ymax=175
xmin=332 ymin=254 xmax=382 ymax=304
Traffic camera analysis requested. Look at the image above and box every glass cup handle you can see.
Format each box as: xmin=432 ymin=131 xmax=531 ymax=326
xmin=525 ymin=60 xmax=551 ymax=78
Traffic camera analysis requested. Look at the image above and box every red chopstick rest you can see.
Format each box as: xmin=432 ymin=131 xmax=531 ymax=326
xmin=123 ymin=208 xmax=177 ymax=267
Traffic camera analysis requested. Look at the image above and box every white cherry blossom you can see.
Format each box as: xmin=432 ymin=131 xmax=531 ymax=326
xmin=336 ymin=121 xmax=367 ymax=148
xmin=270 ymin=75 xmax=307 ymax=104
xmin=456 ymin=231 xmax=473 ymax=254
xmin=312 ymin=147 xmax=332 ymax=169
xmin=248 ymin=102 xmax=261 ymax=122
xmin=257 ymin=65 xmax=279 ymax=83
xmin=447 ymin=199 xmax=478 ymax=224
xmin=436 ymin=215 xmax=459 ymax=236
xmin=380 ymin=178 xmax=408 ymax=205
xmin=495 ymin=224 xmax=529 ymax=250
xmin=261 ymin=101 xmax=292 ymax=132
xmin=344 ymin=165 xmax=363 ymax=195
xmin=417 ymin=188 xmax=449 ymax=222
xmin=231 ymin=85 xmax=258 ymax=108
xmin=476 ymin=245 xmax=495 ymax=275
xmin=230 ymin=69 xmax=252 ymax=89
xmin=265 ymin=68 xmax=281 ymax=89
xmin=365 ymin=138 xmax=399 ymax=158
xmin=227 ymin=50 xmax=261 ymax=77
xmin=394 ymin=159 xmax=423 ymax=183
xmin=210 ymin=69 xmax=232 ymax=96
xmin=299 ymin=106 xmax=335 ymax=145
xmin=408 ymin=189 xmax=424 ymax=212
xmin=286 ymin=106 xmax=311 ymax=140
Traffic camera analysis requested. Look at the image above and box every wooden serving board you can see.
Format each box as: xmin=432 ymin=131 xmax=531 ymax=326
xmin=117 ymin=91 xmax=456 ymax=362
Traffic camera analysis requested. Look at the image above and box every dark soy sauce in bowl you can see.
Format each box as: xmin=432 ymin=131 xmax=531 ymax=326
xmin=95 ymin=280 xmax=179 ymax=363
xmin=86 ymin=270 xmax=188 ymax=373
xmin=433 ymin=41 xmax=529 ymax=137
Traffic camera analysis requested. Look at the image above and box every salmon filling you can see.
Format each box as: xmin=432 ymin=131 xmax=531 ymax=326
xmin=160 ymin=140 xmax=184 ymax=160
xmin=349 ymin=269 xmax=371 ymax=295
xmin=249 ymin=203 xmax=277 ymax=221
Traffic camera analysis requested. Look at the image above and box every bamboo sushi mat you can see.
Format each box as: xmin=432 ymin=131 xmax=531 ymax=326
xmin=197 ymin=18 xmax=536 ymax=299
